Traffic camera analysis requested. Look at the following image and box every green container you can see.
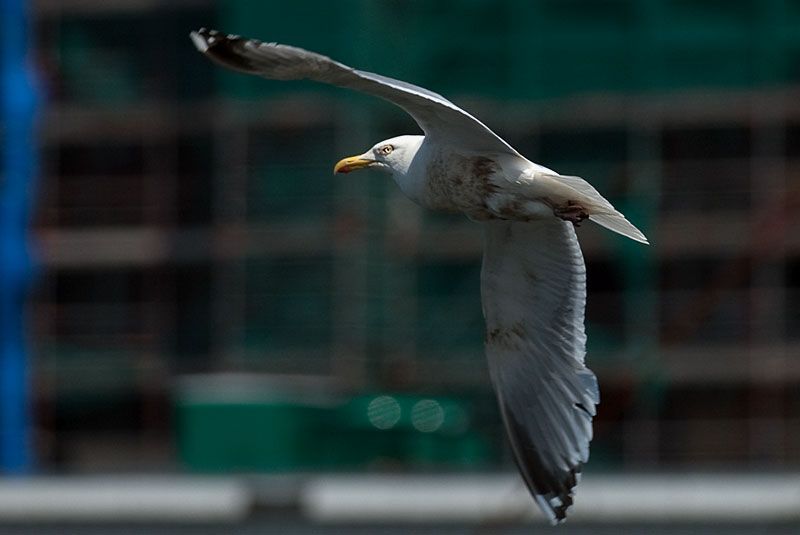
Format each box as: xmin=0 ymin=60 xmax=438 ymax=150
xmin=175 ymin=374 xmax=335 ymax=471
xmin=175 ymin=375 xmax=495 ymax=471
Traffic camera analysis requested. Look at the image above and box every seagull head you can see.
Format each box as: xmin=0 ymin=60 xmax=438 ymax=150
xmin=333 ymin=135 xmax=423 ymax=177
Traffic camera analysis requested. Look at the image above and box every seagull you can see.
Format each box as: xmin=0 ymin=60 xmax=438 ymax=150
xmin=191 ymin=28 xmax=648 ymax=524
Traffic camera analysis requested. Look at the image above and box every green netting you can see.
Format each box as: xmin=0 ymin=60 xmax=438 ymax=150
xmin=242 ymin=257 xmax=334 ymax=354
xmin=415 ymin=261 xmax=484 ymax=352
xmin=246 ymin=126 xmax=338 ymax=223
xmin=216 ymin=0 xmax=800 ymax=100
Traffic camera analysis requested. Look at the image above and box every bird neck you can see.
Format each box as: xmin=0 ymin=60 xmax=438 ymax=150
xmin=390 ymin=136 xmax=428 ymax=205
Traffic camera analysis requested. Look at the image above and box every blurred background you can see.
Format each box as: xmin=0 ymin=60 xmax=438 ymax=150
xmin=1 ymin=0 xmax=799 ymax=532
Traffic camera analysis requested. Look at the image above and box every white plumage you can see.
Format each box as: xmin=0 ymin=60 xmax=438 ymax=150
xmin=191 ymin=29 xmax=648 ymax=524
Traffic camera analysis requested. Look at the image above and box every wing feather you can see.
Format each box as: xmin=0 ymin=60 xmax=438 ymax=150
xmin=190 ymin=29 xmax=520 ymax=156
xmin=481 ymin=219 xmax=598 ymax=524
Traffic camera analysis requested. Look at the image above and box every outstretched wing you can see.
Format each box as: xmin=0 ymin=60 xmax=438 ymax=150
xmin=190 ymin=29 xmax=520 ymax=156
xmin=480 ymin=219 xmax=598 ymax=524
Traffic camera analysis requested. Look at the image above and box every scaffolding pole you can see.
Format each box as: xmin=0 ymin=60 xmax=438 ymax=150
xmin=0 ymin=0 xmax=38 ymax=474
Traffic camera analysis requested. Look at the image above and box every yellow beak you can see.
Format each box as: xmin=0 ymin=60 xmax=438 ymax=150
xmin=333 ymin=154 xmax=374 ymax=174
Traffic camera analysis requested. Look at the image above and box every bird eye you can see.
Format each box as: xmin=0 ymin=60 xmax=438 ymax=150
xmin=379 ymin=145 xmax=394 ymax=155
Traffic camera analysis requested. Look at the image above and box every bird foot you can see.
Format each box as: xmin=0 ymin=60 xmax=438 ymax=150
xmin=554 ymin=202 xmax=589 ymax=226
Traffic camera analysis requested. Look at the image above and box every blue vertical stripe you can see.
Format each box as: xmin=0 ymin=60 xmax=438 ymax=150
xmin=1 ymin=0 xmax=39 ymax=474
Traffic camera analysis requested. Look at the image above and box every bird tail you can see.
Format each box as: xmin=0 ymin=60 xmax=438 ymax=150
xmin=537 ymin=173 xmax=649 ymax=245
xmin=588 ymin=213 xmax=649 ymax=244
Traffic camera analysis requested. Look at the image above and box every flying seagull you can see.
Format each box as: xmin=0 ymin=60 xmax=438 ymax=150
xmin=191 ymin=28 xmax=648 ymax=524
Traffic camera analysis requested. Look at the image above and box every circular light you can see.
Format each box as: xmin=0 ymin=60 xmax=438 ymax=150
xmin=367 ymin=395 xmax=401 ymax=430
xmin=411 ymin=399 xmax=444 ymax=433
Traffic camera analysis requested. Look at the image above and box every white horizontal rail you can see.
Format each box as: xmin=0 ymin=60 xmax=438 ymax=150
xmin=301 ymin=473 xmax=800 ymax=524
xmin=0 ymin=473 xmax=797 ymax=523
xmin=0 ymin=476 xmax=251 ymax=522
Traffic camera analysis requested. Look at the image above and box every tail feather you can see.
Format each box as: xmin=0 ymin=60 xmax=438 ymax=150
xmin=542 ymin=173 xmax=615 ymax=212
xmin=589 ymin=213 xmax=649 ymax=244
xmin=537 ymin=173 xmax=649 ymax=245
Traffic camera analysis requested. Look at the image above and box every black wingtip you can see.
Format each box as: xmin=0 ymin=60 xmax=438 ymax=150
xmin=189 ymin=28 xmax=264 ymax=75
xmin=504 ymin=404 xmax=582 ymax=524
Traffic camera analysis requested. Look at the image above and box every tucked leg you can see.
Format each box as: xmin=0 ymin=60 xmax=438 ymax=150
xmin=554 ymin=201 xmax=589 ymax=226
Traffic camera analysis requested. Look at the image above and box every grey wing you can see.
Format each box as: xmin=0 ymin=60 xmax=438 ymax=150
xmin=480 ymin=219 xmax=598 ymax=524
xmin=190 ymin=29 xmax=520 ymax=156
